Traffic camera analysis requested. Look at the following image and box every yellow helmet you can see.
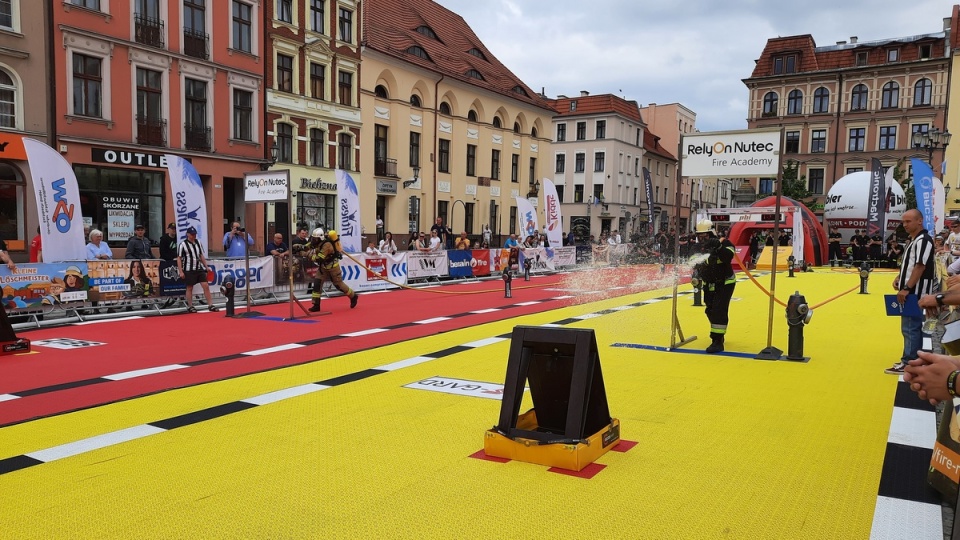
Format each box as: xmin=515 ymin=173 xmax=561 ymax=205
xmin=326 ymin=230 xmax=339 ymax=242
xmin=695 ymin=220 xmax=714 ymax=234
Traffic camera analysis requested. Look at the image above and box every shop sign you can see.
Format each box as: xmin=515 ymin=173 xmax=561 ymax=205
xmin=91 ymin=148 xmax=189 ymax=169
xmin=101 ymin=195 xmax=140 ymax=211
xmin=107 ymin=209 xmax=135 ymax=241
xmin=299 ymin=178 xmax=337 ymax=191
xmin=376 ymin=179 xmax=397 ymax=195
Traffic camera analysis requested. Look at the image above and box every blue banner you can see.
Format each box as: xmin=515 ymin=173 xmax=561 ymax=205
xmin=447 ymin=250 xmax=474 ymax=278
xmin=912 ymin=158 xmax=936 ymax=233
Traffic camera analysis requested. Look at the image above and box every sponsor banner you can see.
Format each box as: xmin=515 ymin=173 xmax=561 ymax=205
xmin=912 ymin=158 xmax=939 ymax=234
xmin=87 ymin=259 xmax=160 ymax=302
xmin=244 ymin=170 xmax=289 ymax=202
xmin=592 ymin=244 xmax=610 ymax=264
xmin=336 ymin=169 xmax=362 ymax=253
xmin=470 ymin=249 xmax=491 ymax=277
xmin=828 ymin=218 xmax=901 ymax=231
xmin=553 ymin=246 xmax=576 ymax=266
xmin=447 ymin=250 xmax=474 ymax=278
xmin=575 ymin=245 xmax=593 ymax=265
xmin=494 ymin=248 xmax=521 ymax=272
xmin=682 ymin=129 xmax=781 ymax=177
xmin=515 ymin=196 xmax=539 ymax=240
xmin=158 ymin=259 xmax=186 ymax=296
xmin=866 ymin=159 xmax=885 ymax=238
xmin=364 ymin=255 xmax=388 ymax=281
xmin=520 ymin=247 xmax=555 ymax=273
xmin=205 ymin=256 xmax=275 ymax=292
xmin=106 ymin=209 xmax=136 ymax=242
xmin=166 ymin=154 xmax=209 ymax=253
xmin=0 ymin=262 xmax=89 ymax=309
xmin=24 ymin=138 xmax=87 ymax=262
xmin=340 ymin=253 xmax=404 ymax=292
xmin=541 ymin=179 xmax=563 ymax=248
xmin=404 ymin=376 xmax=510 ymax=400
xmin=642 ymin=167 xmax=655 ymax=235
xmin=408 ymin=251 xmax=447 ymax=278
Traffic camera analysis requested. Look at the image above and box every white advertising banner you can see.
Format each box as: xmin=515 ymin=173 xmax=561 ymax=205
xmin=23 ymin=138 xmax=87 ymax=261
xmin=553 ymin=246 xmax=576 ymax=267
xmin=106 ymin=209 xmax=135 ymax=242
xmin=244 ymin=170 xmax=289 ymax=202
xmin=408 ymin=251 xmax=448 ymax=278
xmin=203 ymin=256 xmax=275 ymax=292
xmin=541 ymin=178 xmax=563 ymax=248
xmin=339 ymin=253 xmax=405 ymax=293
xmin=681 ymin=129 xmax=781 ymax=177
xmin=335 ymin=169 xmax=362 ymax=253
xmin=515 ymin=196 xmax=539 ymax=240
xmin=520 ymin=247 xmax=555 ymax=273
xmin=165 ymin=155 xmax=209 ymax=253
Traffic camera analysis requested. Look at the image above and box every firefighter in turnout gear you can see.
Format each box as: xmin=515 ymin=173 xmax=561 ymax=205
xmin=308 ymin=229 xmax=358 ymax=312
xmin=693 ymin=220 xmax=736 ymax=353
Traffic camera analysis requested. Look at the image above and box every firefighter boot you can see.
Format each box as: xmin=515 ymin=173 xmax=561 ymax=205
xmin=309 ymin=299 xmax=322 ymax=312
xmin=350 ymin=294 xmax=358 ymax=309
xmin=705 ymin=333 xmax=724 ymax=354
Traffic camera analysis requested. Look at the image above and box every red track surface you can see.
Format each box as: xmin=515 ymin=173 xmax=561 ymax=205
xmin=0 ymin=266 xmax=684 ymax=426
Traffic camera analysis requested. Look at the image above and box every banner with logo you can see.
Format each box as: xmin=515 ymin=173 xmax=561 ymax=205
xmin=336 ymin=169 xmax=362 ymax=253
xmin=470 ymin=249 xmax=491 ymax=277
xmin=340 ymin=252 xmax=405 ymax=292
xmin=0 ymin=262 xmax=89 ymax=309
xmin=23 ymin=138 xmax=87 ymax=262
xmin=911 ymin=158 xmax=941 ymax=234
xmin=515 ymin=196 xmax=539 ymax=241
xmin=520 ymin=247 xmax=555 ymax=273
xmin=447 ymin=250 xmax=475 ymax=278
xmin=681 ymin=129 xmax=781 ymax=177
xmin=165 ymin=154 xmax=209 ymax=252
xmin=408 ymin=251 xmax=447 ymax=279
xmin=87 ymin=259 xmax=160 ymax=302
xmin=553 ymin=246 xmax=576 ymax=267
xmin=866 ymin=158 xmax=885 ymax=239
xmin=158 ymin=260 xmax=186 ymax=296
xmin=542 ymin=178 xmax=563 ymax=248
xmin=205 ymin=256 xmax=275 ymax=293
xmin=642 ymin=167 xmax=655 ymax=235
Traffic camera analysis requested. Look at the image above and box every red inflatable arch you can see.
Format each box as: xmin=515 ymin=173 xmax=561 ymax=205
xmin=727 ymin=196 xmax=829 ymax=266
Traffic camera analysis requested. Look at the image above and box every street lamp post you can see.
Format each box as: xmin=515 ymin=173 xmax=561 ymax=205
xmin=912 ymin=127 xmax=952 ymax=178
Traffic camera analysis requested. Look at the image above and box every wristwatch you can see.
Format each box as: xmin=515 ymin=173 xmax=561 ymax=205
xmin=936 ymin=293 xmax=946 ymax=307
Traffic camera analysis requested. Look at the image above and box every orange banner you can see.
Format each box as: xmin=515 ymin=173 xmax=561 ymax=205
xmin=0 ymin=132 xmax=26 ymax=161
xmin=931 ymin=441 xmax=960 ymax=483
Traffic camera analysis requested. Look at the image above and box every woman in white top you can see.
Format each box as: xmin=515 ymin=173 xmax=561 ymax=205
xmin=378 ymin=231 xmax=398 ymax=255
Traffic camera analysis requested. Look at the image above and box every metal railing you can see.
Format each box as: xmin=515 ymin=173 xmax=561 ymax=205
xmin=184 ymin=123 xmax=211 ymax=151
xmin=137 ymin=115 xmax=167 ymax=147
xmin=183 ymin=28 xmax=209 ymax=60
xmin=375 ymin=157 xmax=398 ymax=177
xmin=134 ymin=15 xmax=165 ymax=48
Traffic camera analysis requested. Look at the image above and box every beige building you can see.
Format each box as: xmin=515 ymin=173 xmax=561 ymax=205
xmin=946 ymin=6 xmax=960 ymax=215
xmin=361 ymin=0 xmax=554 ymax=245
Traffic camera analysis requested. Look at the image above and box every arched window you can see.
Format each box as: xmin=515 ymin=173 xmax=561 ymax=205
xmin=464 ymin=69 xmax=484 ymax=81
xmin=914 ymin=78 xmax=932 ymax=106
xmin=438 ymin=102 xmax=451 ymax=115
xmin=0 ymin=69 xmax=16 ymax=128
xmin=374 ymin=85 xmax=388 ymax=99
xmin=467 ymin=110 xmax=478 ymax=122
xmin=513 ymin=122 xmax=521 ymax=134
xmin=787 ymin=89 xmax=803 ymax=115
xmin=531 ymin=127 xmax=538 ymax=138
xmin=410 ymin=94 xmax=422 ymax=108
xmin=813 ymin=87 xmax=830 ymax=113
xmin=881 ymin=81 xmax=899 ymax=109
xmin=467 ymin=48 xmax=487 ymax=61
xmin=492 ymin=116 xmax=502 ymax=129
xmin=512 ymin=85 xmax=528 ymax=97
xmin=415 ymin=25 xmax=439 ymax=40
xmin=850 ymin=84 xmax=868 ymax=111
xmin=762 ymin=91 xmax=778 ymax=116
xmin=406 ymin=46 xmax=431 ymax=62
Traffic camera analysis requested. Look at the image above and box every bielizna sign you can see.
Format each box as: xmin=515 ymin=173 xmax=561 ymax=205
xmin=681 ymin=129 xmax=781 ymax=177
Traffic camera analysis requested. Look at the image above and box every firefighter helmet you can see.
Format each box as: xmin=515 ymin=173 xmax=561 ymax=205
xmin=326 ymin=230 xmax=339 ymax=242
xmin=311 ymin=227 xmax=325 ymax=239
xmin=695 ymin=220 xmax=715 ymax=234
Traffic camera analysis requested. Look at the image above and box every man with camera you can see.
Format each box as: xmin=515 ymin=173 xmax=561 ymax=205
xmin=223 ymin=221 xmax=254 ymax=258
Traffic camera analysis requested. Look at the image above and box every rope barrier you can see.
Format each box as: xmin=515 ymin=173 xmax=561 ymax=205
xmin=728 ymin=251 xmax=857 ymax=310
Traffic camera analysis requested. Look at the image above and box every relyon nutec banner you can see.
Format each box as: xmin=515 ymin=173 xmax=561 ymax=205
xmin=165 ymin=154 xmax=209 ymax=252
xmin=541 ymin=178 xmax=563 ymax=248
xmin=515 ymin=196 xmax=539 ymax=240
xmin=336 ymin=169 xmax=361 ymax=253
xmin=681 ymin=128 xmax=781 ymax=177
xmin=23 ymin=138 xmax=87 ymax=261
xmin=244 ymin=170 xmax=289 ymax=202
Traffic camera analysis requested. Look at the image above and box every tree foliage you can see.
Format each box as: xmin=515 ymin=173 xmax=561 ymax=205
xmin=780 ymin=160 xmax=816 ymax=211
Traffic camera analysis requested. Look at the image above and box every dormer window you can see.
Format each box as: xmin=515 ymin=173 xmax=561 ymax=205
xmin=467 ymin=48 xmax=487 ymax=61
xmin=512 ymin=85 xmax=528 ymax=97
xmin=570 ymin=101 xmax=577 ymax=112
xmin=465 ymin=69 xmax=484 ymax=81
xmin=920 ymin=44 xmax=932 ymax=59
xmin=415 ymin=25 xmax=439 ymax=41
xmin=856 ymin=52 xmax=868 ymax=66
xmin=406 ymin=46 xmax=432 ymax=61
xmin=773 ymin=54 xmax=797 ymax=75
xmin=886 ymin=48 xmax=899 ymax=63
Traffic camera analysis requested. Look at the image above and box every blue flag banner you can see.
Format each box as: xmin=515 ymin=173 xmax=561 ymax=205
xmin=912 ymin=158 xmax=937 ymax=233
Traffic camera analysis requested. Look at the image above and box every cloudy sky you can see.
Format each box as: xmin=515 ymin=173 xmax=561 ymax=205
xmin=434 ymin=0 xmax=951 ymax=133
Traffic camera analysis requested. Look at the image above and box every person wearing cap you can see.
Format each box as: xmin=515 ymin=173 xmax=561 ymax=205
xmin=177 ymin=226 xmax=218 ymax=313
xmin=125 ymin=224 xmax=153 ymax=260
xmin=159 ymin=223 xmax=178 ymax=261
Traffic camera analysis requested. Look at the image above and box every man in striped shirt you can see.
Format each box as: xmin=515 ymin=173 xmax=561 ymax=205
xmin=887 ymin=209 xmax=935 ymax=374
xmin=177 ymin=226 xmax=219 ymax=314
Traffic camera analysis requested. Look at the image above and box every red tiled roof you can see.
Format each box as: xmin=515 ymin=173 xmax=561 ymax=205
xmin=643 ymin=130 xmax=675 ymax=161
xmin=363 ymin=0 xmax=554 ymax=112
xmin=547 ymin=94 xmax=643 ymax=123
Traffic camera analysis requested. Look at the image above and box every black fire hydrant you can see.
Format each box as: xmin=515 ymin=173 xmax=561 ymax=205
xmin=502 ymin=271 xmax=512 ymax=298
xmin=220 ymin=274 xmax=236 ymax=317
xmin=690 ymin=272 xmax=703 ymax=307
xmin=858 ymin=262 xmax=870 ymax=295
xmin=523 ymin=259 xmax=531 ymax=281
xmin=785 ymin=291 xmax=812 ymax=362
xmin=787 ymin=255 xmax=796 ymax=278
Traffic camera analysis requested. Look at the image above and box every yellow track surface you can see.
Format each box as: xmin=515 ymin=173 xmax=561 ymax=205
xmin=0 ymin=270 xmax=904 ymax=538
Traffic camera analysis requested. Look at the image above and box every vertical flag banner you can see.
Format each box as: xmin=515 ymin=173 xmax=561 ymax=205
xmin=23 ymin=138 xmax=86 ymax=261
xmin=515 ymin=196 xmax=539 ymax=240
xmin=336 ymin=169 xmax=361 ymax=253
xmin=642 ymin=167 xmax=654 ymax=234
xmin=541 ymin=178 xmax=563 ymax=248
xmin=866 ymin=158 xmax=885 ymax=238
xmin=165 ymin=155 xmax=209 ymax=252
xmin=698 ymin=179 xmax=704 ymax=208
xmin=911 ymin=158 xmax=938 ymax=233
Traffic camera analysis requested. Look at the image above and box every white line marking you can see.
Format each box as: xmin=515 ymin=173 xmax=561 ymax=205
xmin=341 ymin=328 xmax=388 ymax=337
xmin=414 ymin=317 xmax=452 ymax=324
xmin=463 ymin=337 xmax=509 ymax=348
xmin=609 ymin=305 xmax=636 ymax=311
xmin=378 ymin=356 xmax=435 ymax=371
xmin=26 ymin=425 xmax=166 ymax=463
xmin=573 ymin=313 xmax=602 ymax=320
xmin=104 ymin=364 xmax=189 ymax=381
xmin=870 ymin=496 xmax=942 ymax=540
xmin=552 ymin=295 xmax=576 ymax=300
xmin=887 ymin=407 xmax=936 ymax=449
xmin=242 ymin=343 xmax=306 ymax=356
xmin=74 ymin=316 xmax=145 ymax=325
xmin=241 ymin=384 xmax=330 ymax=406
xmin=0 ymin=394 xmax=19 ymax=403
xmin=514 ymin=301 xmax=540 ymax=306
xmin=469 ymin=308 xmax=500 ymax=314
xmin=540 ymin=323 xmax=565 ymax=327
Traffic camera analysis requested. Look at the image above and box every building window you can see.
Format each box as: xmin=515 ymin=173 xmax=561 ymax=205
xmin=232 ymin=1 xmax=252 ymax=53
xmin=309 ymin=128 xmax=325 ymax=167
xmin=492 ymin=116 xmax=501 ymax=128
xmin=850 ymin=84 xmax=868 ymax=111
xmin=573 ymin=185 xmax=583 ymax=203
xmin=759 ymin=179 xmax=774 ymax=195
xmin=914 ymin=78 xmax=932 ymax=107
xmin=232 ymin=89 xmax=252 ymax=141
xmin=881 ymin=82 xmax=899 ymax=109
xmin=438 ymin=138 xmax=450 ymax=173
xmin=787 ymin=90 xmax=802 ymax=115
xmin=466 ymin=144 xmax=476 ymax=176
xmin=886 ymin=49 xmax=899 ymax=63
xmin=848 ymin=127 xmax=865 ymax=152
xmin=846 ymin=167 xmax=864 ymax=175
xmin=409 ymin=132 xmax=420 ymax=168
xmin=70 ymin=0 xmax=101 ymax=8
xmin=762 ymin=92 xmax=778 ymax=116
xmin=808 ymin=169 xmax=824 ymax=194
xmin=594 ymin=152 xmax=605 ymax=172
xmin=437 ymin=200 xmax=448 ymax=225
xmin=0 ymin=0 xmax=13 ymax=30
xmin=338 ymin=7 xmax=353 ymax=43
xmin=513 ymin=122 xmax=520 ymax=134
xmin=183 ymin=0 xmax=208 ymax=60
xmin=490 ymin=149 xmax=500 ymax=180
xmin=184 ymin=78 xmax=209 ymax=151
xmin=277 ymin=54 xmax=293 ymax=93
xmin=310 ymin=63 xmax=325 ymax=100
xmin=337 ymin=132 xmax=352 ymax=170
xmin=0 ymin=70 xmax=14 ymax=128
xmin=410 ymin=94 xmax=422 ymax=108
xmin=509 ymin=206 xmax=516 ymax=234
xmin=813 ymin=87 xmax=829 ymax=113
xmin=529 ymin=157 xmax=536 ymax=185
xmin=75 ymin=165 xmax=164 ymax=246
xmin=593 ymin=185 xmax=604 ymax=203
xmin=439 ymin=102 xmax=450 ymax=115
xmin=555 ymin=154 xmax=565 ymax=173
xmin=576 ymin=121 xmax=586 ymax=141
xmin=277 ymin=0 xmax=292 ymax=22
xmin=856 ymin=52 xmax=868 ymax=66
xmin=277 ymin=123 xmax=293 ymax=163
xmin=73 ymin=53 xmax=102 ymax=118
xmin=338 ymin=71 xmax=352 ymax=105
xmin=596 ymin=120 xmax=606 ymax=139
xmin=920 ymin=44 xmax=932 ymax=59
xmin=510 ymin=153 xmax=518 ymax=182
xmin=531 ymin=127 xmax=538 ymax=138
xmin=773 ymin=54 xmax=797 ymax=75
xmin=556 ymin=123 xmax=566 ymax=142
xmin=811 ymin=129 xmax=826 ymax=153
xmin=556 ymin=185 xmax=564 ymax=203
xmin=374 ymin=124 xmax=388 ymax=175
xmin=575 ymin=153 xmax=585 ymax=173
xmin=464 ymin=202 xmax=474 ymax=234
xmin=879 ymin=126 xmax=897 ymax=150
xmin=136 ymin=67 xmax=164 ymax=146
xmin=912 ymin=123 xmax=929 ymax=142
xmin=785 ymin=131 xmax=799 ymax=153
xmin=374 ymin=85 xmax=388 ymax=99
xmin=310 ymin=0 xmax=324 ymax=33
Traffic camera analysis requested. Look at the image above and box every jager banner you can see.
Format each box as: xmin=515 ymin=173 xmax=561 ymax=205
xmin=166 ymin=154 xmax=209 ymax=252
xmin=23 ymin=138 xmax=87 ymax=262
xmin=541 ymin=178 xmax=563 ymax=248
xmin=408 ymin=251 xmax=448 ymax=279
